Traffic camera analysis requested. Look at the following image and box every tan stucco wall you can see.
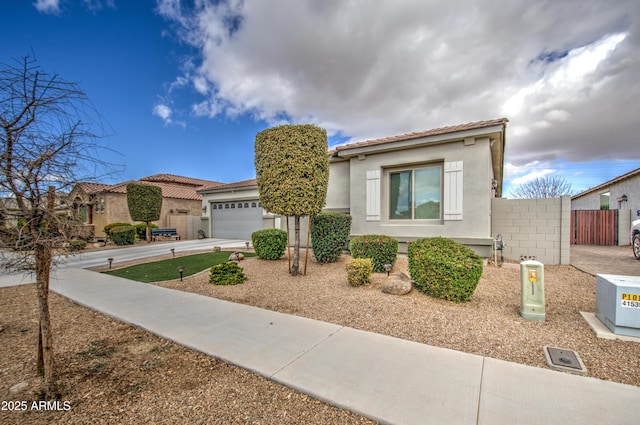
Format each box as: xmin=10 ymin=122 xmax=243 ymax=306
xmin=92 ymin=193 xmax=201 ymax=239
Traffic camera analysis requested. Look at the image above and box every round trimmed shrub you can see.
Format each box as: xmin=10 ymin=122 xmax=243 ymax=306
xmin=209 ymin=262 xmax=246 ymax=285
xmin=110 ymin=225 xmax=136 ymax=246
xmin=408 ymin=237 xmax=483 ymax=303
xmin=251 ymin=228 xmax=287 ymax=260
xmin=104 ymin=222 xmax=132 ymax=239
xmin=345 ymin=258 xmax=373 ymax=287
xmin=311 ymin=213 xmax=352 ymax=263
xmin=349 ymin=235 xmax=398 ymax=272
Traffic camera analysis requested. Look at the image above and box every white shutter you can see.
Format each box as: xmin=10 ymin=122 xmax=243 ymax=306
xmin=366 ymin=170 xmax=380 ymax=221
xmin=444 ymin=161 xmax=463 ymax=220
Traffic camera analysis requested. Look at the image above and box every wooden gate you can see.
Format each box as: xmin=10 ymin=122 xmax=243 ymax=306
xmin=571 ymin=209 xmax=618 ymax=245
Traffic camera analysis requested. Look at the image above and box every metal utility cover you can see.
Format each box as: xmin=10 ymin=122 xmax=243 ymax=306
xmin=543 ymin=346 xmax=587 ymax=375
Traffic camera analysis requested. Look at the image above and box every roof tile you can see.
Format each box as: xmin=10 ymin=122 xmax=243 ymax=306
xmin=330 ymin=118 xmax=508 ymax=155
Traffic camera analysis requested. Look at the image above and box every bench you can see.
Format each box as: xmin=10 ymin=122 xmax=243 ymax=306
xmin=151 ymin=228 xmax=181 ymax=241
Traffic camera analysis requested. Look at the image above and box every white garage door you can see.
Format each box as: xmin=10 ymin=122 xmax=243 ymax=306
xmin=211 ymin=200 xmax=263 ymax=240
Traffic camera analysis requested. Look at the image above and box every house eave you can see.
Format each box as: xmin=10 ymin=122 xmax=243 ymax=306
xmin=333 ymin=125 xmax=506 ymax=159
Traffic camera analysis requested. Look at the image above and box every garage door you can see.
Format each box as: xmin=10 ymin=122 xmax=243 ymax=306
xmin=211 ymin=200 xmax=263 ymax=240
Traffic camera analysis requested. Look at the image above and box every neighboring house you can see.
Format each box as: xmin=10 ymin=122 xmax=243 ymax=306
xmin=70 ymin=174 xmax=223 ymax=240
xmin=571 ymin=167 xmax=640 ymax=245
xmin=199 ymin=118 xmax=508 ymax=257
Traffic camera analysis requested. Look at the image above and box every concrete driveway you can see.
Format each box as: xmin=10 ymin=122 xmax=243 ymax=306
xmin=571 ymin=244 xmax=640 ymax=276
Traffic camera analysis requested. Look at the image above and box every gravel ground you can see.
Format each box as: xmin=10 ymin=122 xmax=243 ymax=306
xmin=0 ymin=283 xmax=374 ymax=425
xmin=2 ymin=252 xmax=639 ymax=424
xmin=156 ymin=254 xmax=640 ymax=387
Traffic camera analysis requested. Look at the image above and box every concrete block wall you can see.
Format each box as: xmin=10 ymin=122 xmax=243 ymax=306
xmin=491 ymin=196 xmax=571 ymax=265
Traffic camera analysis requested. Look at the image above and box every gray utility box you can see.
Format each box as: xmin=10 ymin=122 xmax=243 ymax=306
xmin=520 ymin=260 xmax=545 ymax=321
xmin=595 ymin=274 xmax=640 ymax=338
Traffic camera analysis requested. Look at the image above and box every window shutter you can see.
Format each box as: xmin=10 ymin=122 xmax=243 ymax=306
xmin=444 ymin=161 xmax=463 ymax=220
xmin=366 ymin=170 xmax=380 ymax=221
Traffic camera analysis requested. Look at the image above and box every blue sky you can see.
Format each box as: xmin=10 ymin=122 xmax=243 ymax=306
xmin=2 ymin=0 xmax=639 ymax=196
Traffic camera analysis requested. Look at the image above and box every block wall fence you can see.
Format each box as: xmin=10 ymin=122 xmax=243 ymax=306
xmin=491 ymin=196 xmax=571 ymax=265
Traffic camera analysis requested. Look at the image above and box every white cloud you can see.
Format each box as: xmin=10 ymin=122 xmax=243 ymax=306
xmin=33 ymin=0 xmax=60 ymax=14
xmin=157 ymin=0 xmax=640 ymax=167
xmin=152 ymin=103 xmax=173 ymax=124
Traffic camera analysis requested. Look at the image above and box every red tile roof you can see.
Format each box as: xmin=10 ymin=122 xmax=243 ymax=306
xmin=74 ymin=182 xmax=113 ymax=195
xmin=140 ymin=173 xmax=223 ymax=188
xmin=75 ymin=174 xmax=224 ymax=201
xmin=329 ymin=118 xmax=508 ymax=156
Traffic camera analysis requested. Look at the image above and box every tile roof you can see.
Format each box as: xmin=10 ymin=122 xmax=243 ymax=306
xmin=329 ymin=118 xmax=508 ymax=156
xmin=198 ymin=179 xmax=257 ymax=193
xmin=75 ymin=174 xmax=224 ymax=201
xmin=102 ymin=181 xmax=204 ymax=201
xmin=74 ymin=182 xmax=113 ymax=195
xmin=140 ymin=173 xmax=223 ymax=188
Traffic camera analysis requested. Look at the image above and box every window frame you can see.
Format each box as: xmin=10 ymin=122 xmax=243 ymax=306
xmin=384 ymin=162 xmax=443 ymax=222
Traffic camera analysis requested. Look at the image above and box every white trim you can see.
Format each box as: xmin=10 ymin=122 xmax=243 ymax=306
xmin=366 ymin=170 xmax=380 ymax=221
xmin=444 ymin=161 xmax=463 ymax=220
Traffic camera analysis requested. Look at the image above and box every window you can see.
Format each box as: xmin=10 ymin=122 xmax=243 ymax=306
xmin=600 ymin=191 xmax=610 ymax=210
xmin=238 ymin=203 xmax=243 ymax=208
xmin=252 ymin=202 xmax=257 ymax=208
xmin=389 ymin=165 xmax=442 ymax=220
xmin=244 ymin=203 xmax=249 ymax=208
xmin=225 ymin=204 xmax=229 ymax=209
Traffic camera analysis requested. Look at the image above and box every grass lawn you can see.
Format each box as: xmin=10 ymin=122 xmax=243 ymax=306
xmin=102 ymin=251 xmax=255 ymax=283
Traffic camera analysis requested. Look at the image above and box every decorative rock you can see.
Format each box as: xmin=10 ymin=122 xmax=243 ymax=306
xmin=382 ymin=272 xmax=413 ymax=295
xmin=229 ymin=252 xmax=244 ymax=261
xmin=212 ymin=246 xmax=221 ymax=252
xmin=10 ymin=382 xmax=28 ymax=394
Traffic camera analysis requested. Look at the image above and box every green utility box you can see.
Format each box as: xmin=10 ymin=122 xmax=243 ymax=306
xmin=520 ymin=260 xmax=545 ymax=321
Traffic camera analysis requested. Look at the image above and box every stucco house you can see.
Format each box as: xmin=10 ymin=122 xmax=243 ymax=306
xmin=199 ymin=118 xmax=507 ymax=257
xmin=70 ymin=174 xmax=223 ymax=240
xmin=571 ymin=166 xmax=640 ymax=245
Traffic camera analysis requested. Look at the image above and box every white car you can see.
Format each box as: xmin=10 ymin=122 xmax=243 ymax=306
xmin=631 ymin=219 xmax=640 ymax=260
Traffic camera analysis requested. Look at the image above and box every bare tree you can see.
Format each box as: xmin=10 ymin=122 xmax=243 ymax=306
xmin=509 ymin=175 xmax=575 ymax=199
xmin=0 ymin=55 xmax=119 ymax=397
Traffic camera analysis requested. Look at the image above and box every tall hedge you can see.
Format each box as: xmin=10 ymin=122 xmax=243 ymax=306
xmin=255 ymin=124 xmax=329 ymax=276
xmin=126 ymin=183 xmax=162 ymax=243
xmin=255 ymin=124 xmax=329 ymax=217
xmin=311 ymin=213 xmax=352 ymax=263
xmin=408 ymin=237 xmax=483 ymax=303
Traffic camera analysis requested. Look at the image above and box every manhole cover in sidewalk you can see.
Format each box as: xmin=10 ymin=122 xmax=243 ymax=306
xmin=543 ymin=346 xmax=587 ymax=375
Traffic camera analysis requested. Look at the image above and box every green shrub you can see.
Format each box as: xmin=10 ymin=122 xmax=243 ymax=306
xmin=251 ymin=229 xmax=287 ymax=260
xmin=345 ymin=258 xmax=373 ymax=287
xmin=110 ymin=225 xmax=136 ymax=246
xmin=209 ymin=261 xmax=246 ymax=285
xmin=349 ymin=235 xmax=398 ymax=272
xmin=66 ymin=239 xmax=87 ymax=252
xmin=135 ymin=222 xmax=158 ymax=240
xmin=408 ymin=237 xmax=483 ymax=303
xmin=104 ymin=222 xmax=132 ymax=239
xmin=311 ymin=213 xmax=352 ymax=263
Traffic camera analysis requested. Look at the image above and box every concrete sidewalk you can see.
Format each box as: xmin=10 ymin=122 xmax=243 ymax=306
xmin=26 ymin=268 xmax=640 ymax=424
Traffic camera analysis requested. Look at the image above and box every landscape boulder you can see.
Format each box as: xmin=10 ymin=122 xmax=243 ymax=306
xmin=382 ymin=272 xmax=413 ymax=295
xmin=229 ymin=252 xmax=244 ymax=261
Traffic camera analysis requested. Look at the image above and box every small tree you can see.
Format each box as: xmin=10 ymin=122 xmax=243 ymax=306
xmin=0 ymin=55 xmax=118 ymax=397
xmin=509 ymin=176 xmax=574 ymax=198
xmin=255 ymin=124 xmax=329 ymax=276
xmin=126 ymin=183 xmax=162 ymax=242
